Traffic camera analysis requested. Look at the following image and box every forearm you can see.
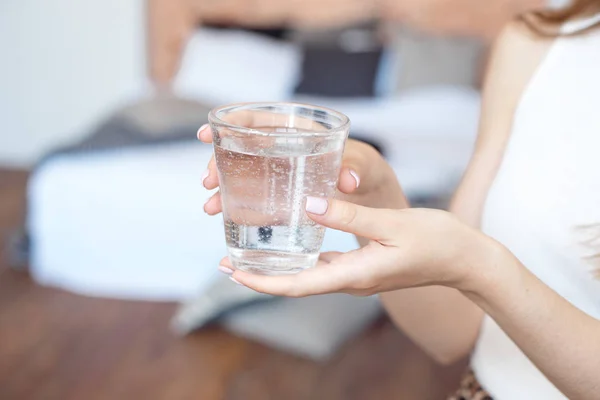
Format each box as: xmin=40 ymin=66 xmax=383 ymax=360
xmin=357 ymin=176 xmax=483 ymax=364
xmin=381 ymin=287 xmax=483 ymax=364
xmin=464 ymin=244 xmax=600 ymax=399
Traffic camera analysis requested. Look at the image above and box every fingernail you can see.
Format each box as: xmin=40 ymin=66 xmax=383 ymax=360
xmin=201 ymin=169 xmax=209 ymax=185
xmin=218 ymin=265 xmax=234 ymax=275
xmin=230 ymin=277 xmax=244 ymax=286
xmin=306 ymin=197 xmax=328 ymax=215
xmin=197 ymin=124 xmax=209 ymax=140
xmin=349 ymin=170 xmax=360 ymax=189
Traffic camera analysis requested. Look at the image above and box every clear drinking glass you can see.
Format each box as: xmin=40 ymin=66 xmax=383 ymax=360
xmin=209 ymin=102 xmax=350 ymax=275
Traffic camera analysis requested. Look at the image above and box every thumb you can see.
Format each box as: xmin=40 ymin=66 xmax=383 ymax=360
xmin=305 ymin=197 xmax=396 ymax=241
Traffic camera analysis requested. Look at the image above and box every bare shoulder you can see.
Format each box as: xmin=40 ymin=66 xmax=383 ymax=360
xmin=485 ymin=20 xmax=555 ymax=100
xmin=478 ymin=20 xmax=556 ymax=138
xmin=496 ymin=18 xmax=552 ymax=49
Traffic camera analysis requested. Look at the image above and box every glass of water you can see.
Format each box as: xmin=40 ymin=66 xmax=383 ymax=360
xmin=209 ymin=102 xmax=350 ymax=275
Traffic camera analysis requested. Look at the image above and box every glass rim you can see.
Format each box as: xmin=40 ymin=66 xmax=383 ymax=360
xmin=208 ymin=101 xmax=350 ymax=138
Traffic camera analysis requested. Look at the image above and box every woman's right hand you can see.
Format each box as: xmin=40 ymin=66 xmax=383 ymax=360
xmin=196 ymin=124 xmax=409 ymax=215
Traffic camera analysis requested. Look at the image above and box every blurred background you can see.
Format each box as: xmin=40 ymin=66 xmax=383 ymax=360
xmin=0 ymin=0 xmax=518 ymax=398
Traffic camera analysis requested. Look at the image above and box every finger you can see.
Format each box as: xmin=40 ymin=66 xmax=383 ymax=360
xmin=220 ymin=255 xmax=338 ymax=270
xmin=197 ymin=124 xmax=213 ymax=143
xmin=202 ymin=157 xmax=219 ymax=190
xmin=314 ymin=259 xmax=334 ymax=268
xmin=337 ymin=167 xmax=361 ymax=194
xmin=219 ymin=257 xmax=233 ymax=268
xmin=219 ymin=256 xmax=330 ymax=277
xmin=203 ymin=191 xmax=222 ymax=215
xmin=218 ymin=256 xmax=236 ymax=275
xmin=231 ymin=265 xmax=351 ymax=297
xmin=305 ymin=197 xmax=396 ymax=241
xmin=337 ymin=139 xmax=379 ymax=194
xmin=318 ymin=251 xmax=344 ymax=263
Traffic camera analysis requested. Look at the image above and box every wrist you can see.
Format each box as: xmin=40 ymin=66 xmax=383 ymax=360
xmin=454 ymin=231 xmax=518 ymax=297
xmin=460 ymin=239 xmax=534 ymax=323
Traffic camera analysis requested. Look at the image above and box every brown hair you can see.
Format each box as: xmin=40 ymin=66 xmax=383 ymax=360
xmin=519 ymin=0 xmax=600 ymax=36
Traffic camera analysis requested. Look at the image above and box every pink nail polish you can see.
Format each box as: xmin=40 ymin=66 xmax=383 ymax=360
xmin=201 ymin=169 xmax=209 ymax=185
xmin=305 ymin=197 xmax=328 ymax=215
xmin=197 ymin=124 xmax=209 ymax=139
xmin=230 ymin=277 xmax=244 ymax=286
xmin=218 ymin=265 xmax=234 ymax=275
xmin=203 ymin=197 xmax=212 ymax=213
xmin=349 ymin=170 xmax=360 ymax=188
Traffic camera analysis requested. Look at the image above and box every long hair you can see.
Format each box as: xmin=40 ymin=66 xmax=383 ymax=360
xmin=519 ymin=0 xmax=600 ymax=36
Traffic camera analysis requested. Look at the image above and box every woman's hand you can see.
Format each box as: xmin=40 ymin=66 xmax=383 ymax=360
xmin=197 ymin=123 xmax=498 ymax=297
xmin=197 ymin=124 xmax=408 ymax=215
xmin=220 ymin=198 xmax=499 ymax=297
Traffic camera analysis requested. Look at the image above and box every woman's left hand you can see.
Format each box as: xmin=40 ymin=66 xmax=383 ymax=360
xmin=221 ymin=197 xmax=500 ymax=297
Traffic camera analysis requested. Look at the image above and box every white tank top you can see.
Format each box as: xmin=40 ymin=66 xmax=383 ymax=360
xmin=471 ymin=15 xmax=600 ymax=399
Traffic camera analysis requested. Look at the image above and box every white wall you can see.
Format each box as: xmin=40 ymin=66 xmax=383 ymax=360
xmin=0 ymin=0 xmax=148 ymax=167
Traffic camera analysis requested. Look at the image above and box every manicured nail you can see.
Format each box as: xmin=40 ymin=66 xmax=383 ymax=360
xmin=230 ymin=277 xmax=244 ymax=286
xmin=197 ymin=124 xmax=209 ymax=140
xmin=305 ymin=197 xmax=328 ymax=215
xmin=349 ymin=170 xmax=360 ymax=189
xmin=203 ymin=197 xmax=211 ymax=213
xmin=201 ymin=169 xmax=209 ymax=185
xmin=218 ymin=265 xmax=234 ymax=275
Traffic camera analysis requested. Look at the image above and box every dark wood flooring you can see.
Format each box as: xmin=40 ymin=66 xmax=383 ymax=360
xmin=0 ymin=169 xmax=466 ymax=400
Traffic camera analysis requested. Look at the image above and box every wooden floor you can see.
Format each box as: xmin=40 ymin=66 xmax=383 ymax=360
xmin=0 ymin=169 xmax=466 ymax=400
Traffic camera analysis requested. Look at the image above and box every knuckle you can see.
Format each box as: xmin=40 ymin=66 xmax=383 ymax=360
xmin=352 ymin=274 xmax=378 ymax=294
xmin=355 ymin=282 xmax=376 ymax=294
xmin=337 ymin=203 xmax=358 ymax=227
xmin=357 ymin=141 xmax=378 ymax=158
xmin=344 ymin=143 xmax=372 ymax=168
